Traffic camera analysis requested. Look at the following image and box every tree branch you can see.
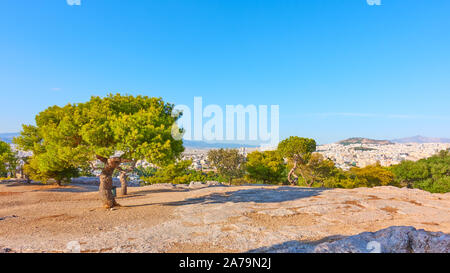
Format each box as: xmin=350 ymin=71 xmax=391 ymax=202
xmin=96 ymin=155 xmax=108 ymax=163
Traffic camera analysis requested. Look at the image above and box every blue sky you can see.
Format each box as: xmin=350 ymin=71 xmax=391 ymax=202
xmin=1 ymin=0 xmax=449 ymax=144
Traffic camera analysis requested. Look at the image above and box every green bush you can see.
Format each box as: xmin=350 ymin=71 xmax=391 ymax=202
xmin=245 ymin=150 xmax=286 ymax=184
xmin=391 ymin=150 xmax=450 ymax=193
xmin=0 ymin=140 xmax=17 ymax=178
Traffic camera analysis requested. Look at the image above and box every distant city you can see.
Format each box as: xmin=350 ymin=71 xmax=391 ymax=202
xmin=2 ymin=133 xmax=450 ymax=171
xmin=181 ymin=136 xmax=450 ymax=171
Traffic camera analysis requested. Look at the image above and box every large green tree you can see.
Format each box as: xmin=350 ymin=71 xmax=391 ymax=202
xmin=207 ymin=149 xmax=245 ymax=185
xmin=246 ymin=150 xmax=286 ymax=184
xmin=277 ymin=136 xmax=316 ymax=186
xmin=17 ymin=94 xmax=184 ymax=208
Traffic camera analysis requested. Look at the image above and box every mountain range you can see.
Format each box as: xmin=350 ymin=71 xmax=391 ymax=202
xmin=391 ymin=135 xmax=450 ymax=144
xmin=337 ymin=135 xmax=450 ymax=145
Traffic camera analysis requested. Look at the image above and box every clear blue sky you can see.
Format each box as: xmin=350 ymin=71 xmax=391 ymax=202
xmin=1 ymin=0 xmax=449 ymax=144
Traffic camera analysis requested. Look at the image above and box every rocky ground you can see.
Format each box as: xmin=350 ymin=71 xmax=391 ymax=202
xmin=0 ymin=180 xmax=449 ymax=253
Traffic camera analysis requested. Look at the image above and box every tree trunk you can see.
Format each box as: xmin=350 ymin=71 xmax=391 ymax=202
xmin=119 ymin=171 xmax=128 ymax=196
xmin=99 ymin=158 xmax=121 ymax=208
xmin=288 ymin=161 xmax=298 ymax=186
xmin=55 ymin=179 xmax=62 ymax=186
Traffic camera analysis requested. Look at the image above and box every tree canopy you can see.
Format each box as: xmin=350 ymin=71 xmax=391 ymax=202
xmin=277 ymin=136 xmax=316 ymax=185
xmin=391 ymin=150 xmax=450 ymax=193
xmin=15 ymin=94 xmax=184 ymax=207
xmin=246 ymin=150 xmax=286 ymax=184
xmin=208 ymin=149 xmax=246 ymax=185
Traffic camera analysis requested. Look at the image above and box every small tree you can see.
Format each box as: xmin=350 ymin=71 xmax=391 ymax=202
xmin=0 ymin=140 xmax=18 ymax=178
xmin=141 ymin=160 xmax=193 ymax=185
xmin=14 ymin=123 xmax=82 ymax=186
xmin=350 ymin=163 xmax=395 ymax=188
xmin=277 ymin=136 xmax=316 ymax=186
xmin=17 ymin=94 xmax=184 ymax=208
xmin=208 ymin=149 xmax=245 ymax=185
xmin=246 ymin=150 xmax=286 ymax=184
xmin=297 ymin=153 xmax=337 ymax=187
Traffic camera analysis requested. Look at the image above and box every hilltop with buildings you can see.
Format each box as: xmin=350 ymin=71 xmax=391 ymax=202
xmin=338 ymin=137 xmax=393 ymax=146
xmin=317 ymin=142 xmax=450 ymax=170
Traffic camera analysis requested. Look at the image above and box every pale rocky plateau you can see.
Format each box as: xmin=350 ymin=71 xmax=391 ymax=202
xmin=0 ymin=180 xmax=449 ymax=253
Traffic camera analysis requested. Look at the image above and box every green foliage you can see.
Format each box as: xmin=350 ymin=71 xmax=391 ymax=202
xmin=0 ymin=141 xmax=17 ymax=178
xmin=20 ymin=93 xmax=184 ymax=164
xmin=277 ymin=136 xmax=316 ymax=163
xmin=140 ymin=160 xmax=228 ymax=185
xmin=296 ymin=153 xmax=339 ymax=187
xmin=187 ymin=169 xmax=227 ymax=183
xmin=246 ymin=150 xmax=286 ymax=184
xmin=349 ymin=163 xmax=395 ymax=187
xmin=391 ymin=150 xmax=450 ymax=193
xmin=141 ymin=160 xmax=192 ymax=184
xmin=277 ymin=136 xmax=317 ymax=185
xmin=23 ymin=155 xmax=79 ymax=185
xmin=321 ymin=163 xmax=396 ymax=189
xmin=14 ymin=94 xmax=184 ymax=190
xmin=69 ymin=94 xmax=184 ymax=165
xmin=207 ymin=149 xmax=246 ymax=184
xmin=135 ymin=165 xmax=157 ymax=178
xmin=390 ymin=160 xmax=429 ymax=187
xmin=14 ymin=120 xmax=83 ymax=184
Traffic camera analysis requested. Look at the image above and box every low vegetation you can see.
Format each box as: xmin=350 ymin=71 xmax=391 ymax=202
xmin=0 ymin=140 xmax=17 ymax=178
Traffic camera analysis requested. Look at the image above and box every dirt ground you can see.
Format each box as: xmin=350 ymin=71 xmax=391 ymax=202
xmin=1 ymin=181 xmax=449 ymax=253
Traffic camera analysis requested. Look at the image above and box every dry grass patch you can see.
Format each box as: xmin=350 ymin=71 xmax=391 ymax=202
xmin=380 ymin=206 xmax=398 ymax=214
xmin=343 ymin=200 xmax=365 ymax=208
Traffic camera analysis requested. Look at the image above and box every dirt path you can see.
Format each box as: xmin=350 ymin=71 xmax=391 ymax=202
xmin=1 ymin=182 xmax=449 ymax=253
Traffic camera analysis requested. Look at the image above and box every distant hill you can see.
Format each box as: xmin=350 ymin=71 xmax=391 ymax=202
xmin=392 ymin=135 xmax=450 ymax=144
xmin=0 ymin=132 xmax=257 ymax=149
xmin=184 ymin=140 xmax=259 ymax=149
xmin=338 ymin=137 xmax=393 ymax=145
xmin=0 ymin=133 xmax=18 ymax=143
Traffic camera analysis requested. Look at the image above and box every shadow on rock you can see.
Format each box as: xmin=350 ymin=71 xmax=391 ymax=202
xmin=159 ymin=186 xmax=328 ymax=206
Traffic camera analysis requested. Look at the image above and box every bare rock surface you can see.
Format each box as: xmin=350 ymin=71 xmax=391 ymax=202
xmin=0 ymin=182 xmax=449 ymax=253
xmin=313 ymin=226 xmax=450 ymax=253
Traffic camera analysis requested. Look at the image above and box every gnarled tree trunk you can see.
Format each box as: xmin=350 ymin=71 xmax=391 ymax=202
xmin=99 ymin=158 xmax=122 ymax=208
xmin=288 ymin=161 xmax=298 ymax=186
xmin=119 ymin=171 xmax=128 ymax=196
